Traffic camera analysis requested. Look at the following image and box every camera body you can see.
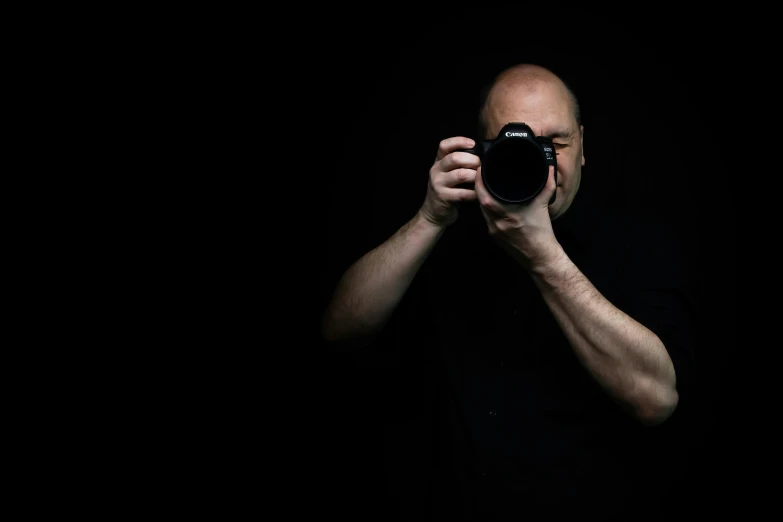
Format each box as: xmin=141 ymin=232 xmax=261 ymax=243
xmin=461 ymin=122 xmax=557 ymax=204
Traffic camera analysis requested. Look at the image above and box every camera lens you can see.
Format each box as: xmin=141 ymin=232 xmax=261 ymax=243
xmin=483 ymin=139 xmax=548 ymax=203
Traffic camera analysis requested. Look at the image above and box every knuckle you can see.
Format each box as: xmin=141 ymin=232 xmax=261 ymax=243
xmin=461 ymin=154 xmax=478 ymax=168
xmin=432 ymin=156 xmax=449 ymax=172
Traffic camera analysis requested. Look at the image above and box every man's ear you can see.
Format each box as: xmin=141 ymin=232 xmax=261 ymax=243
xmin=580 ymin=125 xmax=585 ymax=167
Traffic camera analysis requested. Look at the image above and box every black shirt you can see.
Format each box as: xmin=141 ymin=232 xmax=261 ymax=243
xmin=375 ymin=190 xmax=696 ymax=518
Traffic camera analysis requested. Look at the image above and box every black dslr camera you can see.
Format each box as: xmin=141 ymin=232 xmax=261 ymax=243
xmin=460 ymin=122 xmax=557 ymax=204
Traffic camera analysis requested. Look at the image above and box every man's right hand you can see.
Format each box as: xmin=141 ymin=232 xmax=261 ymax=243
xmin=418 ymin=137 xmax=481 ymax=228
xmin=324 ymin=139 xmax=477 ymax=347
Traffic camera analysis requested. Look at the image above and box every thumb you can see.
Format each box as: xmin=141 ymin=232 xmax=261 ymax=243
xmin=474 ymin=165 xmax=488 ymax=201
xmin=533 ymin=165 xmax=557 ymax=207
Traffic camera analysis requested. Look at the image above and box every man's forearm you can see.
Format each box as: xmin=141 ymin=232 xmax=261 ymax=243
xmin=528 ymin=247 xmax=679 ymax=425
xmin=321 ymin=211 xmax=445 ymax=344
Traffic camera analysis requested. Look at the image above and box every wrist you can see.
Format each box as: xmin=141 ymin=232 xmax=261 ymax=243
xmin=528 ymin=243 xmax=570 ymax=279
xmin=414 ymin=209 xmax=448 ymax=235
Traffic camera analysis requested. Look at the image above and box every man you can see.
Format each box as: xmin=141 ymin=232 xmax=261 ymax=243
xmin=321 ymin=63 xmax=694 ymax=518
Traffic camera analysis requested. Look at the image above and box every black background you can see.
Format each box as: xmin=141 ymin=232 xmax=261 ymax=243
xmin=311 ymin=6 xmax=741 ymax=519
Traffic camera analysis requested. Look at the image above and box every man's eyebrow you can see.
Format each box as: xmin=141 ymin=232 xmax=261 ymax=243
xmin=544 ymin=129 xmax=573 ymax=140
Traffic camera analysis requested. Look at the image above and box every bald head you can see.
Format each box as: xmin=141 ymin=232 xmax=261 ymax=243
xmin=478 ymin=64 xmax=581 ymax=140
xmin=474 ymin=63 xmax=586 ymax=220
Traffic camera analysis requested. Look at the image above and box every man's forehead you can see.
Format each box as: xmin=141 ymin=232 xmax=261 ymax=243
xmin=486 ymin=110 xmax=574 ymax=139
xmin=488 ymin=83 xmax=572 ymax=123
xmin=492 ymin=85 xmax=569 ymax=113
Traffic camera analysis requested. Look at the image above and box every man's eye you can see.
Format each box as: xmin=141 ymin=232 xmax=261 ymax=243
xmin=553 ymin=143 xmax=567 ymax=148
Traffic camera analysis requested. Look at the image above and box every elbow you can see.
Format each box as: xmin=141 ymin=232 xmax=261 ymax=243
xmin=320 ymin=311 xmax=377 ymax=352
xmin=634 ymin=385 xmax=679 ymax=427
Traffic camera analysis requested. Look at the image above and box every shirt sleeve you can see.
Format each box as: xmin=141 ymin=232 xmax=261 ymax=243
xmin=618 ymin=216 xmax=698 ymax=408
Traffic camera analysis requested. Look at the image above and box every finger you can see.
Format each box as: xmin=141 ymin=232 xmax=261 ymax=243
xmin=441 ymin=187 xmax=477 ymax=203
xmin=436 ymin=137 xmax=476 ymax=161
xmin=440 ymin=168 xmax=477 ymax=188
xmin=439 ymin=151 xmax=482 ymax=172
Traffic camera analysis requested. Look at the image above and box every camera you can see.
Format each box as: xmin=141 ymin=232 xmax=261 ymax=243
xmin=461 ymin=122 xmax=557 ymax=204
